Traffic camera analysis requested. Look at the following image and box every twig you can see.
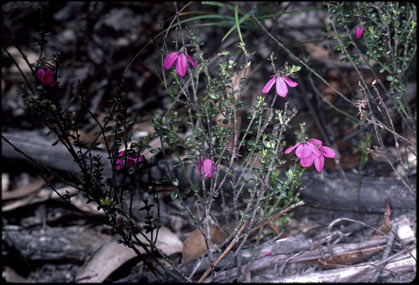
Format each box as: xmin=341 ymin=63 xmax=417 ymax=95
xmin=369 ymin=229 xmax=395 ymax=282
xmin=197 ymin=201 xmax=305 ymax=283
xmin=197 ymin=222 xmax=248 ymax=283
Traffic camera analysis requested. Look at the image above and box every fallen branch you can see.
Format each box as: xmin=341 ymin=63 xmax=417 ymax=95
xmin=2 ymin=131 xmax=416 ymax=212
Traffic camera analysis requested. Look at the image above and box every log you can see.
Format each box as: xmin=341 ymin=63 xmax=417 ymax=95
xmin=2 ymin=131 xmax=416 ymax=212
xmin=2 ymin=225 xmax=110 ymax=263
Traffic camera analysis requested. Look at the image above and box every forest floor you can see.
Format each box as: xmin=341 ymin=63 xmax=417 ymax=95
xmin=2 ymin=2 xmax=416 ymax=283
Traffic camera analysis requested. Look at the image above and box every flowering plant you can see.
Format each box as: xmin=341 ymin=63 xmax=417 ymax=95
xmin=115 ymin=151 xmax=145 ymax=171
xmin=355 ymin=23 xmax=364 ymax=39
xmin=36 ymin=67 xmax=56 ymax=86
xmin=285 ymin=138 xmax=336 ymax=173
xmin=262 ymin=74 xmax=298 ymax=98
xmin=196 ymin=158 xmax=218 ymax=178
xmin=163 ymin=50 xmax=197 ymax=77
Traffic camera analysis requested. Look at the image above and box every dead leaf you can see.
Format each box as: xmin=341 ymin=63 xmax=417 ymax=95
xmin=324 ymin=152 xmax=363 ymax=170
xmin=305 ymin=43 xmax=330 ymax=61
xmin=76 ymin=240 xmax=137 ymax=283
xmin=182 ymin=223 xmax=227 ymax=266
xmin=77 ymin=226 xmax=182 ymax=283
xmin=373 ymin=200 xmax=391 ymax=239
xmin=2 ymin=176 xmax=45 ymax=201
xmin=314 ymin=201 xmax=392 ymax=269
xmin=2 ymin=266 xmax=27 ymax=283
xmin=7 ymin=46 xmax=38 ymax=74
xmin=2 ymin=173 xmax=10 ymax=192
xmin=2 ymin=186 xmax=78 ymax=212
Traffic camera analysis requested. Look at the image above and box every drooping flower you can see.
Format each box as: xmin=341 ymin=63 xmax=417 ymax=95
xmin=196 ymin=158 xmax=218 ymax=178
xmin=356 ymin=24 xmax=364 ymax=39
xmin=284 ymin=138 xmax=336 ymax=172
xmin=163 ymin=50 xmax=197 ymax=77
xmin=36 ymin=67 xmax=56 ymax=87
xmin=262 ymin=75 xmax=298 ymax=98
xmin=115 ymin=151 xmax=144 ymax=171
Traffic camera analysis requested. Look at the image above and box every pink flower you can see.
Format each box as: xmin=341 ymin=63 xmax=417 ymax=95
xmin=356 ymin=24 xmax=364 ymax=39
xmin=284 ymin=138 xmax=336 ymax=172
xmin=36 ymin=67 xmax=56 ymax=86
xmin=262 ymin=75 xmax=298 ymax=98
xmin=115 ymin=151 xmax=144 ymax=171
xmin=196 ymin=158 xmax=218 ymax=178
xmin=163 ymin=50 xmax=197 ymax=77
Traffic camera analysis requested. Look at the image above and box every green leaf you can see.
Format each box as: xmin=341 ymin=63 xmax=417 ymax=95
xmin=171 ymin=178 xmax=179 ymax=187
xmin=221 ymin=7 xmax=256 ymax=42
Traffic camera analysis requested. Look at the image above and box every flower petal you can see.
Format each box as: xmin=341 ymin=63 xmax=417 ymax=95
xmin=115 ymin=151 xmax=125 ymax=171
xmin=176 ymin=53 xmax=188 ymax=77
xmin=163 ymin=52 xmax=178 ymax=70
xmin=262 ymin=76 xmax=276 ymax=94
xmin=36 ymin=69 xmax=45 ymax=81
xmin=282 ymin=76 xmax=298 ymax=88
xmin=309 ymin=143 xmax=323 ymax=158
xmin=295 ymin=143 xmax=312 ymax=158
xmin=356 ymin=25 xmax=364 ymax=39
xmin=203 ymin=159 xmax=213 ymax=177
xmin=276 ymin=76 xmax=288 ymax=97
xmin=187 ymin=55 xmax=197 ymax=68
xmin=300 ymin=155 xmax=314 ymax=168
xmin=314 ymin=154 xmax=324 ymax=172
xmin=284 ymin=143 xmax=300 ymax=154
xmin=320 ymin=146 xmax=336 ymax=158
xmin=309 ymin=138 xmax=323 ymax=147
xmin=45 ymin=69 xmax=54 ymax=84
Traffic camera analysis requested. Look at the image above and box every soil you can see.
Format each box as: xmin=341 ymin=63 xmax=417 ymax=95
xmin=2 ymin=2 xmax=416 ymax=283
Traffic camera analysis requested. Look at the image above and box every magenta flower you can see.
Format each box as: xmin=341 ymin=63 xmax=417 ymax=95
xmin=284 ymin=138 xmax=336 ymax=172
xmin=36 ymin=67 xmax=56 ymax=87
xmin=115 ymin=151 xmax=144 ymax=171
xmin=163 ymin=50 xmax=197 ymax=77
xmin=196 ymin=158 xmax=218 ymax=178
xmin=264 ymin=251 xmax=272 ymax=257
xmin=262 ymin=75 xmax=298 ymax=98
xmin=356 ymin=24 xmax=364 ymax=39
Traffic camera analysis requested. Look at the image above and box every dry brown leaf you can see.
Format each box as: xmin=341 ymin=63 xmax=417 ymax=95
xmin=137 ymin=225 xmax=183 ymax=256
xmin=305 ymin=43 xmax=330 ymax=61
xmin=2 ymin=186 xmax=79 ymax=212
xmin=7 ymin=46 xmax=38 ymax=74
xmin=372 ymin=200 xmax=391 ymax=239
xmin=77 ymin=226 xmax=182 ymax=283
xmin=311 ymin=245 xmax=385 ymax=269
xmin=182 ymin=224 xmax=227 ymax=266
xmin=335 ymin=139 xmax=349 ymax=152
xmin=314 ymin=201 xmax=392 ymax=269
xmin=2 ymin=176 xmax=45 ymax=201
xmin=213 ymin=64 xmax=249 ymax=153
xmin=215 ymin=112 xmax=242 ymax=153
xmin=324 ymin=152 xmax=362 ymax=170
xmin=2 ymin=266 xmax=27 ymax=283
xmin=68 ymin=129 xmax=98 ymax=146
xmin=2 ymin=173 xmax=10 ymax=192
xmin=76 ymin=240 xmax=137 ymax=283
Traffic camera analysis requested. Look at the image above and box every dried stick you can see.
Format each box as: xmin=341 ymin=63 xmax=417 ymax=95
xmin=197 ymin=201 xmax=305 ymax=283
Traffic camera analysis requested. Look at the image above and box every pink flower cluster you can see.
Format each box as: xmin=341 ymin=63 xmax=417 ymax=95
xmin=161 ymin=46 xmax=336 ymax=175
xmin=163 ymin=50 xmax=197 ymax=77
xmin=285 ymin=138 xmax=336 ymax=172
xmin=262 ymin=75 xmax=298 ymax=98
xmin=115 ymin=151 xmax=144 ymax=171
xmin=36 ymin=67 xmax=56 ymax=87
xmin=196 ymin=158 xmax=218 ymax=178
